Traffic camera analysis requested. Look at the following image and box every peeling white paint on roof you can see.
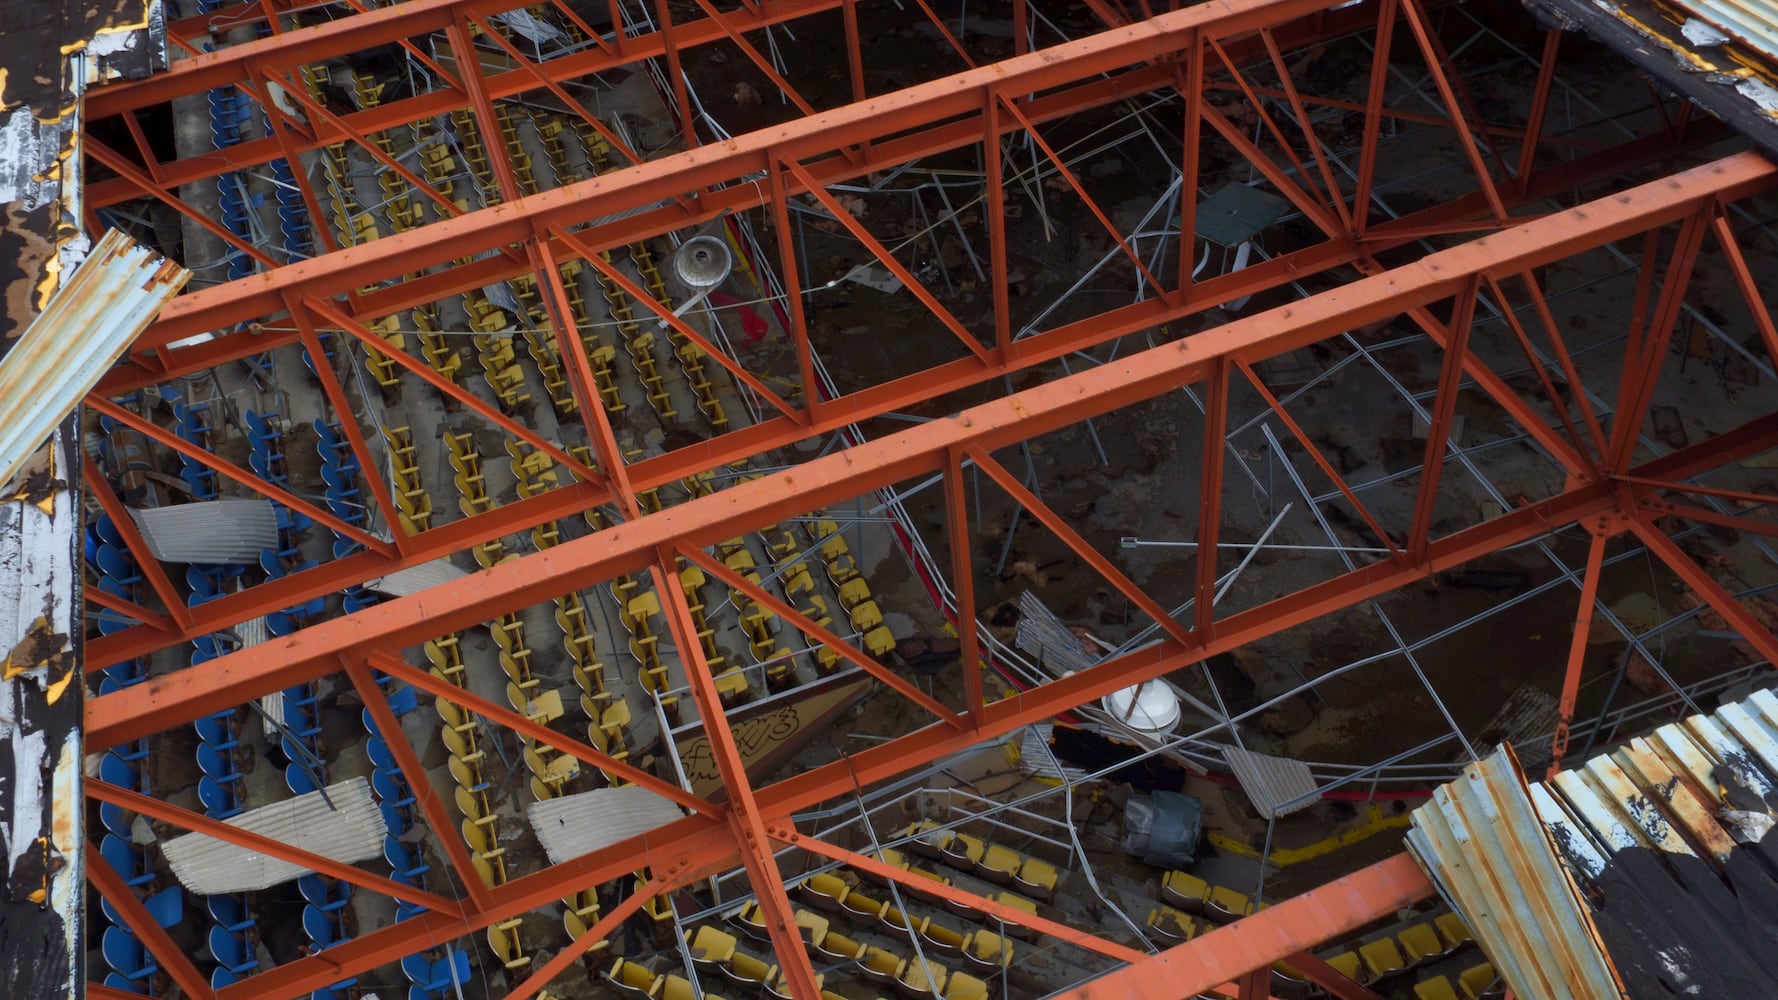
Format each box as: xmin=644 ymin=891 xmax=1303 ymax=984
xmin=0 ymin=110 xmax=68 ymax=210
xmin=1682 ymin=17 xmax=1733 ymax=45
xmin=1738 ymin=75 xmax=1778 ymax=115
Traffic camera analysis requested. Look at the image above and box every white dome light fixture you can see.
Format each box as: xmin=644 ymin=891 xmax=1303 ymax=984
xmin=1102 ymin=680 xmax=1182 ymax=736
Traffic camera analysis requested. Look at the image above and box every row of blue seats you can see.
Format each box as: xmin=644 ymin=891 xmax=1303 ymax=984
xmin=96 ymin=736 xmax=160 ymax=995
xmin=172 ymin=397 xmax=220 ymax=499
xmin=271 ymin=158 xmax=313 ymax=262
xmin=315 ymin=419 xmax=369 ymax=551
xmin=316 ymin=420 xmax=381 ymax=616
xmin=361 ymin=676 xmax=478 ymax=1000
xmin=89 ymin=492 xmax=160 ymax=998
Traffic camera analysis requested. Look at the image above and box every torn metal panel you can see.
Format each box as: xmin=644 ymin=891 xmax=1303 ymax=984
xmin=1406 ymin=746 xmax=1622 ymax=1000
xmin=127 ymin=499 xmax=278 ymax=564
xmin=528 ymin=785 xmax=686 ymax=864
xmin=367 ymin=557 xmax=469 ymax=597
xmin=1223 ymin=746 xmax=1319 ymax=819
xmin=160 ymin=778 xmax=383 ymax=894
xmin=0 ymin=228 xmax=188 ymax=492
xmin=0 ymin=430 xmax=82 ymax=1000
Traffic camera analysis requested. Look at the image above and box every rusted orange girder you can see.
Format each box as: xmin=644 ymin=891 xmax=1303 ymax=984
xmin=1061 ymin=853 xmax=1436 ymax=999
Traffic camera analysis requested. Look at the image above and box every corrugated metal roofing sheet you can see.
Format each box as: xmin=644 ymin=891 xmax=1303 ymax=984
xmin=1685 ymin=0 xmax=1778 ymax=59
xmin=368 ymin=558 xmax=467 ymax=597
xmin=1408 ymin=746 xmax=1621 ymax=1000
xmin=0 ymin=229 xmax=187 ymax=490
xmin=528 ymin=785 xmax=684 ymax=865
xmin=161 ymin=778 xmax=382 ymax=894
xmin=128 ymin=499 xmax=278 ymax=563
xmin=1223 ymin=746 xmax=1319 ymax=819
xmin=1415 ymin=688 xmax=1778 ymax=999
xmin=1015 ymin=590 xmax=1096 ymax=678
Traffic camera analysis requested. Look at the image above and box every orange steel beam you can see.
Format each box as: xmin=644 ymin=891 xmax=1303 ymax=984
xmin=87 ymin=425 xmax=1778 ymax=1000
xmin=506 ymin=872 xmax=681 ymax=1000
xmin=1059 ymin=853 xmax=1435 ymax=999
xmin=116 ymin=0 xmax=1398 ymax=350
xmin=364 ymin=649 xmax=720 ymax=815
xmin=1625 ymin=510 xmax=1778 ymax=667
xmin=1405 ymin=275 xmax=1481 ymax=564
xmin=785 ymin=829 xmax=1150 ymax=962
xmin=88 ymin=150 xmax=1778 ymax=749
xmin=651 ymin=557 xmax=824 ymax=997
xmin=339 ymin=654 xmax=496 ymax=913
xmin=1483 ymin=274 xmax=1605 ymax=480
xmin=85 ymin=395 xmax=396 ymax=558
xmin=1550 ymin=520 xmax=1610 ymax=774
xmin=84 ymin=586 xmax=172 ymax=633
xmin=91 ymin=112 xmax=1708 ymax=408
xmin=82 ymin=452 xmax=192 ymax=630
xmin=81 ymin=113 xmax=1705 ymax=668
xmin=303 ymin=297 xmax=603 ymax=485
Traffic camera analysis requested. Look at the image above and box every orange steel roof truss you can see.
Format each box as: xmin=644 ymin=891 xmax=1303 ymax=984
xmin=77 ymin=0 xmax=1778 ymax=997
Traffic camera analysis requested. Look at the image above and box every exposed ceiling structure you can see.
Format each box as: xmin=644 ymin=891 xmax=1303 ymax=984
xmin=30 ymin=0 xmax=1778 ymax=996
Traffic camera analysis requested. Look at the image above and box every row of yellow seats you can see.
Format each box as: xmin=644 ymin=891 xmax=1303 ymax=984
xmin=797 ymin=871 xmax=1021 ymax=964
xmin=848 ymin=851 xmax=1041 ymax=936
xmin=444 ymin=431 xmax=506 ymax=568
xmin=629 ymin=330 xmax=679 ymax=423
xmin=618 ymin=587 xmax=681 ymax=718
xmin=554 ymin=586 xmax=630 ymax=784
xmin=712 ymin=537 xmax=800 ymax=690
xmin=410 ymin=305 xmax=463 ymax=381
xmin=1327 ymin=912 xmax=1476 ymax=984
xmin=731 ymin=900 xmax=1000 ymax=999
xmin=437 ymin=694 xmax=508 ymax=888
xmin=1413 ymin=962 xmax=1500 ymax=1000
xmin=756 ymin=525 xmax=852 ymax=670
xmin=491 ymin=105 xmax=540 ymax=194
xmin=904 ymin=821 xmax=1059 ymax=901
xmin=473 ymin=329 xmax=532 ymax=411
xmin=808 ymin=520 xmax=896 ymax=657
xmin=417 ymin=139 xmax=459 ymax=204
xmin=631 ymin=240 xmax=736 ymax=435
xmin=1161 ymin=869 xmax=1278 ymax=925
xmin=506 ymin=439 xmax=558 ymax=502
xmin=534 ymin=117 xmax=575 ymax=182
xmin=520 ymin=324 xmax=576 ymax=416
xmin=448 ymin=110 xmax=498 ymax=205
xmin=381 ymin=424 xmax=432 ymax=534
xmin=495 ymin=606 xmax=576 ymax=802
xmin=361 ymin=314 xmax=407 ymax=389
xmin=683 ymin=925 xmax=853 ymax=1000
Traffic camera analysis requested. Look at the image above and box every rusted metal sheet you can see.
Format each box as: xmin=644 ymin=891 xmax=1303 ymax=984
xmin=1420 ymin=689 xmax=1778 ymax=998
xmin=1407 ymin=746 xmax=1622 ymax=1000
xmin=0 ymin=228 xmax=188 ymax=491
